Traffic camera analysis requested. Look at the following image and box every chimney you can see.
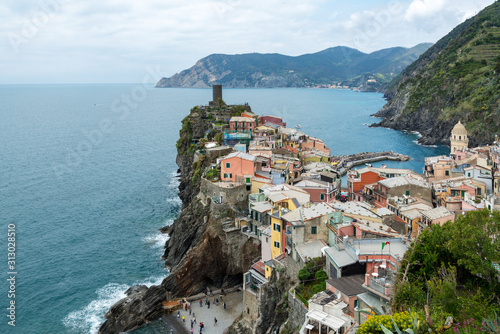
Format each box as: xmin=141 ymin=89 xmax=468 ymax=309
xmin=385 ymin=283 xmax=391 ymax=296
xmin=365 ymin=273 xmax=370 ymax=286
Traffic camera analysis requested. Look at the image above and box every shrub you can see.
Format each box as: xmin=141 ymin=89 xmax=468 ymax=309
xmin=356 ymin=311 xmax=426 ymax=334
xmin=315 ymin=270 xmax=328 ymax=281
xmin=298 ymin=269 xmax=311 ymax=282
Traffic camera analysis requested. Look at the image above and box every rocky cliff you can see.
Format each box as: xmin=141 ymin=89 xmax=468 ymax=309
xmin=99 ymin=108 xmax=260 ymax=333
xmin=372 ymin=2 xmax=500 ymax=146
xmin=156 ymin=44 xmax=431 ymax=91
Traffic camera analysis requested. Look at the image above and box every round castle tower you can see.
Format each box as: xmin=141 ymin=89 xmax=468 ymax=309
xmin=450 ymin=120 xmax=469 ymax=155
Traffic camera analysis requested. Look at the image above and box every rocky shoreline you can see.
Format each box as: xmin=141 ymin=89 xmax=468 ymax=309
xmin=99 ymin=105 xmax=260 ymax=334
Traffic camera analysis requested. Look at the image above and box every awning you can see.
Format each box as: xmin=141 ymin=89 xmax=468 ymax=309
xmin=306 ymin=309 xmax=345 ymax=331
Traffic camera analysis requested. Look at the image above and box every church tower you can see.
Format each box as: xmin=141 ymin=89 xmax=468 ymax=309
xmin=450 ymin=120 xmax=469 ymax=156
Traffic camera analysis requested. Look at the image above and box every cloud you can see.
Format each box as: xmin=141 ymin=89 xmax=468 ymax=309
xmin=405 ymin=0 xmax=447 ymax=21
xmin=0 ymin=0 xmax=496 ymax=83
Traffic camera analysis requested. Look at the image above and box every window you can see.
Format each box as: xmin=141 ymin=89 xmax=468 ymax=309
xmin=246 ymin=177 xmax=251 ymax=183
xmin=266 ymin=237 xmax=268 ymax=242
xmin=273 ymin=223 xmax=281 ymax=232
xmin=311 ymin=226 xmax=317 ymax=234
xmin=320 ymin=194 xmax=325 ymax=201
xmin=406 ymin=190 xmax=410 ymax=196
xmin=445 ymin=170 xmax=449 ymax=176
xmin=274 ymin=241 xmax=280 ymax=248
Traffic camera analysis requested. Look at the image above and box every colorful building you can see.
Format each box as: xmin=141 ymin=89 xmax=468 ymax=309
xmin=220 ymin=151 xmax=256 ymax=183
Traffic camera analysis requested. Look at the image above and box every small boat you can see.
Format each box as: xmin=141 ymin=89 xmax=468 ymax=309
xmin=295 ymin=124 xmax=301 ymax=129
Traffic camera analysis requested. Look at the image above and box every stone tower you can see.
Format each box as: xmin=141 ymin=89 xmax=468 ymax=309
xmin=450 ymin=120 xmax=469 ymax=155
xmin=212 ymin=85 xmax=222 ymax=105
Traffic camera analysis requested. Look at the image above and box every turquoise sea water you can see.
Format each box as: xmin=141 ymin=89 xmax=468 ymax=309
xmin=0 ymin=86 xmax=448 ymax=334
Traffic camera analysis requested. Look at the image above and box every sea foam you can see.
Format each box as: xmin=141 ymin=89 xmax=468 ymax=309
xmin=63 ymin=276 xmax=166 ymax=334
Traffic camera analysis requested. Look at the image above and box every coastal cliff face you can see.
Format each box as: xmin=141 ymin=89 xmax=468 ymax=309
xmin=99 ymin=109 xmax=260 ymax=333
xmin=373 ymin=2 xmax=500 ymax=146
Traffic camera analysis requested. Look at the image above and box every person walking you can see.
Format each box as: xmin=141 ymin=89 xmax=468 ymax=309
xmin=182 ymin=315 xmax=185 ymax=322
xmin=223 ymin=301 xmax=226 ymax=310
xmin=216 ymin=298 xmax=219 ymax=306
xmin=190 ymin=319 xmax=193 ymax=328
xmin=214 ymin=317 xmax=218 ymax=326
xmin=200 ymin=299 xmax=202 ymax=307
xmin=207 ymin=300 xmax=210 ymax=309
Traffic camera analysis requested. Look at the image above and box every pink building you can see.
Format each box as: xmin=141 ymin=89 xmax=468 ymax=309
xmin=229 ymin=117 xmax=256 ymax=132
xmin=300 ymin=137 xmax=331 ymax=155
xmin=259 ymin=115 xmax=285 ymax=127
xmin=421 ymin=206 xmax=455 ymax=226
xmin=326 ymin=275 xmax=365 ymax=317
xmin=220 ymin=151 xmax=256 ymax=182
xmin=294 ymin=179 xmax=336 ymax=203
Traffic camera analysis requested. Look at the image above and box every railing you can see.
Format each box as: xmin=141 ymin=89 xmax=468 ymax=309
xmin=368 ymin=276 xmax=393 ymax=297
xmin=294 ymin=289 xmax=308 ymax=307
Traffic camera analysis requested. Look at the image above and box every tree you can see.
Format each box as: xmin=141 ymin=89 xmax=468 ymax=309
xmin=214 ymin=132 xmax=223 ymax=146
xmin=199 ymin=138 xmax=208 ymax=149
xmin=217 ymin=97 xmax=226 ymax=109
xmin=298 ymin=269 xmax=311 ymax=282
xmin=393 ymin=209 xmax=500 ymax=324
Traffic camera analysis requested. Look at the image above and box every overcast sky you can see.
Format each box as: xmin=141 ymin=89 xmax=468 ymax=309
xmin=1 ymin=0 xmax=495 ymax=84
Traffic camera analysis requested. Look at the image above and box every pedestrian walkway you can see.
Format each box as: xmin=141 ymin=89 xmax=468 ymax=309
xmin=167 ymin=290 xmax=244 ymax=333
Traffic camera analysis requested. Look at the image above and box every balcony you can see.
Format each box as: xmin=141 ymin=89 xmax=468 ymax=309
xmin=363 ymin=266 xmax=394 ymax=299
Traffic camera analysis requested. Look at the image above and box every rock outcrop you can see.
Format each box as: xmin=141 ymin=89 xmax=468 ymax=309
xmin=99 ymin=107 xmax=260 ymax=333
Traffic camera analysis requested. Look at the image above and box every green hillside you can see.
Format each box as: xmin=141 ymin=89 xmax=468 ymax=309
xmin=156 ymin=44 xmax=431 ymax=91
xmin=375 ymin=1 xmax=500 ymax=146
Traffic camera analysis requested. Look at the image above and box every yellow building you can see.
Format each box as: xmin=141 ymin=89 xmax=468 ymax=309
xmin=270 ymin=210 xmax=284 ymax=259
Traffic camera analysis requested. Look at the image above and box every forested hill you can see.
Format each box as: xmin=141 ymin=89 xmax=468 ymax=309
xmin=373 ymin=1 xmax=500 ymax=146
xmin=156 ymin=44 xmax=431 ymax=92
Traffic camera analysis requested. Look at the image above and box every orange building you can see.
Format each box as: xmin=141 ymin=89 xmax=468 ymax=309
xmin=220 ymin=151 xmax=256 ymax=182
xmin=347 ymin=168 xmax=385 ymax=201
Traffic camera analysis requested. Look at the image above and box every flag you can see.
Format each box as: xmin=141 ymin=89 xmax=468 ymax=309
xmin=382 ymin=241 xmax=390 ymax=250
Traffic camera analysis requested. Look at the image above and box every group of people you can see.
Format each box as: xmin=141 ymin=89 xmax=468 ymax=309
xmin=177 ymin=289 xmax=226 ymax=333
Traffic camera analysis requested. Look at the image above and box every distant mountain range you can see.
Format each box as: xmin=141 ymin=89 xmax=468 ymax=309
xmin=156 ymin=44 xmax=432 ymax=91
xmin=373 ymin=1 xmax=500 ymax=146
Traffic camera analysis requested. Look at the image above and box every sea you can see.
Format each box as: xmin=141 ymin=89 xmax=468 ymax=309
xmin=0 ymin=85 xmax=448 ymax=334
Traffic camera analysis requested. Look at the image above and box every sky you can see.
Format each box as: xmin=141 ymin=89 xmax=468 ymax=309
xmin=0 ymin=0 xmax=496 ymax=84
